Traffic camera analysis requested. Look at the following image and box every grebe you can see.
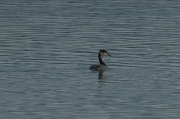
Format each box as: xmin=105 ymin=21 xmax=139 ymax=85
xmin=89 ymin=50 xmax=113 ymax=71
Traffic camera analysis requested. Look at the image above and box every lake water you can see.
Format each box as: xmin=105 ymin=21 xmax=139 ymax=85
xmin=1 ymin=0 xmax=180 ymax=118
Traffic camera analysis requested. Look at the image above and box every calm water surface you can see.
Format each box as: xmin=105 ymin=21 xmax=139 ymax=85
xmin=1 ymin=0 xmax=180 ymax=119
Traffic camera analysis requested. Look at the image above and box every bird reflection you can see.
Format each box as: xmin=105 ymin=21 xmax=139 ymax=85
xmin=98 ymin=70 xmax=104 ymax=79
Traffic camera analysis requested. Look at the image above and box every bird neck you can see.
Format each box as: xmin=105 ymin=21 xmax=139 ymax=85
xmin=98 ymin=52 xmax=106 ymax=65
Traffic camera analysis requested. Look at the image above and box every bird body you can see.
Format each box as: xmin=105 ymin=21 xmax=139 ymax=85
xmin=89 ymin=64 xmax=108 ymax=71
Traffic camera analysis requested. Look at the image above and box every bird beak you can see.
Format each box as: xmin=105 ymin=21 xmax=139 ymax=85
xmin=108 ymin=54 xmax=113 ymax=57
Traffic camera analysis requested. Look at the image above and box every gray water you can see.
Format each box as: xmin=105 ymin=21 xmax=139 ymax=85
xmin=1 ymin=0 xmax=180 ymax=119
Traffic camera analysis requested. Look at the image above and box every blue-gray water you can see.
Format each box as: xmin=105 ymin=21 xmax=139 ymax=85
xmin=1 ymin=0 xmax=180 ymax=119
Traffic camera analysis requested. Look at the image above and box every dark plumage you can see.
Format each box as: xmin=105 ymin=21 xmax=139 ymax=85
xmin=89 ymin=50 xmax=113 ymax=71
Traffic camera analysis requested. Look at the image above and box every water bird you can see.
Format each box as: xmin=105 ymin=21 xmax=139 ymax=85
xmin=89 ymin=50 xmax=113 ymax=71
